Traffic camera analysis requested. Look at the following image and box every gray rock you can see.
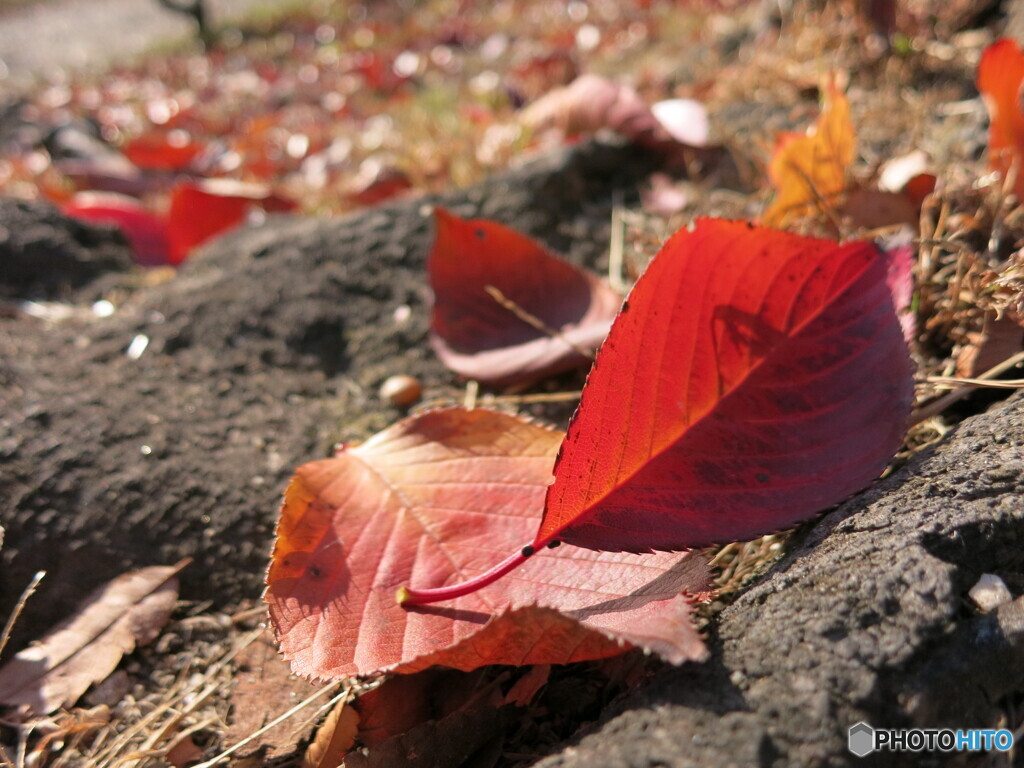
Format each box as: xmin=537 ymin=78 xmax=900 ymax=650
xmin=537 ymin=391 xmax=1024 ymax=767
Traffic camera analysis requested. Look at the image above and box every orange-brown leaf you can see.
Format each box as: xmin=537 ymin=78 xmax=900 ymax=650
xmin=304 ymin=697 xmax=360 ymax=768
xmin=762 ymin=77 xmax=855 ymax=227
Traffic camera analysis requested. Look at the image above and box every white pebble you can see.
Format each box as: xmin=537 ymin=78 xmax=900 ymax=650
xmin=968 ymin=573 xmax=1012 ymax=613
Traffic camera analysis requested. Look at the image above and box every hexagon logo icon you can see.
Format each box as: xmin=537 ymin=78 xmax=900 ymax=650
xmin=849 ymin=722 xmax=875 ymax=757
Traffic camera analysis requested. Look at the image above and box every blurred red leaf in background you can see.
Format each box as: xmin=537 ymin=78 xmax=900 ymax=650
xmin=167 ymin=178 xmax=296 ymax=264
xmin=122 ymin=131 xmax=205 ymax=172
xmin=62 ymin=191 xmax=172 ymax=266
xmin=977 ymin=38 xmax=1024 ymax=196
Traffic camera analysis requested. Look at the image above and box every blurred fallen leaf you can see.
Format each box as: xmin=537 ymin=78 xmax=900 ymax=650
xmin=841 ymin=188 xmax=919 ymax=230
xmin=0 ymin=560 xmax=188 ymax=715
xmin=165 ymin=733 xmax=205 ymax=768
xmin=122 ymin=131 xmax=205 ymax=172
xmin=763 ymin=74 xmax=854 ymax=227
xmin=641 ymin=173 xmax=691 ymax=215
xmin=520 ymin=73 xmax=669 ymax=148
xmin=977 ymin=38 xmax=1024 ymax=197
xmin=428 ymin=208 xmax=621 ymax=386
xmin=345 ymin=160 xmax=413 ymax=207
xmin=45 ymin=122 xmax=145 ymax=198
xmin=167 ymin=178 xmax=296 ymax=264
xmin=62 ymin=191 xmax=173 ymax=266
xmin=650 ymin=99 xmax=710 ymax=147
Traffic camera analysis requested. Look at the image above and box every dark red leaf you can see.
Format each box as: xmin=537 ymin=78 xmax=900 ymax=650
xmin=535 ymin=218 xmax=914 ymax=552
xmin=428 ymin=208 xmax=621 ymax=387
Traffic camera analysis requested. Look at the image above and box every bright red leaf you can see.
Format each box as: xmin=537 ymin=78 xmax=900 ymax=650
xmin=167 ymin=179 xmax=296 ymax=264
xmin=428 ymin=208 xmax=622 ymax=387
xmin=536 ymin=219 xmax=915 ymax=553
xmin=62 ymin=191 xmax=172 ymax=266
xmin=977 ymin=38 xmax=1024 ymax=197
xmin=265 ymin=408 xmax=709 ymax=680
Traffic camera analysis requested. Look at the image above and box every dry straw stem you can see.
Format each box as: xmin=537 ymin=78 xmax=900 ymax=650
xmin=484 ymin=284 xmax=596 ymax=360
xmin=463 ymin=379 xmax=479 ymax=410
xmin=912 ymin=350 xmax=1024 ymax=425
xmin=0 ymin=571 xmax=45 ymax=662
xmin=608 ymin=193 xmax=629 ymax=294
xmin=917 ymin=198 xmax=950 ymax=287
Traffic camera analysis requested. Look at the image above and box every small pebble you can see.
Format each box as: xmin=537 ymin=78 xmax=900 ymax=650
xmin=126 ymin=334 xmax=149 ymax=360
xmin=968 ymin=573 xmax=1012 ymax=613
xmin=379 ymin=374 xmax=422 ymax=407
xmin=92 ymin=299 xmax=115 ymax=317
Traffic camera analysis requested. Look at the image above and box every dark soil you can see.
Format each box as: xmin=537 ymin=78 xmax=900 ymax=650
xmin=0 ymin=139 xmax=659 ymax=652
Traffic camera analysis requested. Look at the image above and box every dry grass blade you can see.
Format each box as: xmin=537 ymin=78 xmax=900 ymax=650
xmin=463 ymin=379 xmax=479 ymax=410
xmin=912 ymin=350 xmax=1024 ymax=424
xmin=487 ymin=391 xmax=582 ymax=405
xmin=608 ymin=194 xmax=628 ymax=294
xmin=484 ymin=285 xmax=596 ymax=360
xmin=927 ymin=376 xmax=1024 ymax=389
xmin=0 ymin=571 xmax=45 ymax=662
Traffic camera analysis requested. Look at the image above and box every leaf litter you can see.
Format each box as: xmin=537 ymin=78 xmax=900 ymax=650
xmin=6 ymin=0 xmax=1024 ymax=766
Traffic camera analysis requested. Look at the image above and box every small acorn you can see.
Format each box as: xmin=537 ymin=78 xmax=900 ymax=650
xmin=379 ymin=374 xmax=422 ymax=407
